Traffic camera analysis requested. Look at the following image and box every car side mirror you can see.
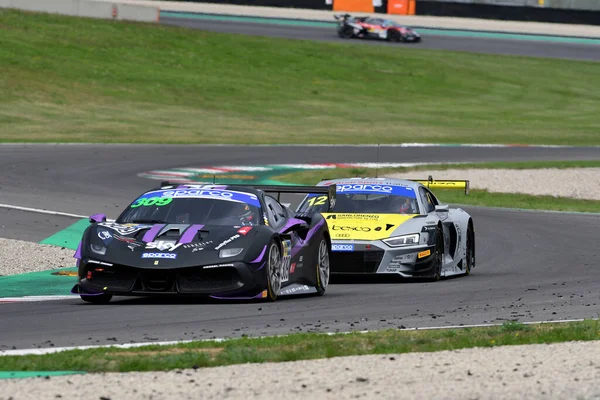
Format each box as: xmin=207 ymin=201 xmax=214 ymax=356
xmin=89 ymin=213 xmax=107 ymax=223
xmin=435 ymin=205 xmax=449 ymax=212
xmin=281 ymin=218 xmax=309 ymax=234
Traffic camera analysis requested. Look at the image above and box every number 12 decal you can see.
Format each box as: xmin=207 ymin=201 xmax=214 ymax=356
xmin=307 ymin=196 xmax=327 ymax=207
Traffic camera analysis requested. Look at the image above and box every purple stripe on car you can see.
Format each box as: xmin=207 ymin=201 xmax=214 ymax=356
xmin=142 ymin=224 xmax=166 ymax=242
xmin=178 ymin=224 xmax=205 ymax=244
xmin=278 ymin=218 xmax=307 ymax=234
xmin=73 ymin=241 xmax=82 ymax=260
xmin=251 ymin=245 xmax=267 ymax=263
xmin=291 ymin=219 xmax=325 ymax=258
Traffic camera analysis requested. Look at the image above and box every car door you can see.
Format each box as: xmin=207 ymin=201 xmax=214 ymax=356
xmin=420 ymin=187 xmax=460 ymax=262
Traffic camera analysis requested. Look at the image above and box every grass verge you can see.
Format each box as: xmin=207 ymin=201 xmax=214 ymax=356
xmin=271 ymin=160 xmax=600 ymax=213
xmin=1 ymin=9 xmax=600 ymax=144
xmin=1 ymin=320 xmax=599 ymax=373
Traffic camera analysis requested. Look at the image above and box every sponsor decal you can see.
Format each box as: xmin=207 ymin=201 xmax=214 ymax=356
xmin=338 ymin=184 xmax=394 ymax=193
xmin=326 ymin=214 xmax=380 ymax=220
xmin=98 ymin=230 xmax=112 ymax=240
xmin=215 ymin=234 xmax=240 ymax=250
xmin=280 ymin=284 xmax=310 ymax=295
xmin=237 ymin=226 xmax=252 ymax=236
xmin=280 ymin=240 xmax=292 ymax=282
xmin=332 ymin=244 xmax=355 ymax=252
xmin=142 ymin=252 xmax=177 ymax=259
xmin=145 ymin=241 xmax=183 ymax=252
xmin=204 ymin=263 xmax=235 ymax=269
xmin=114 ymin=234 xmax=137 ymax=243
xmin=97 ymin=222 xmax=151 ymax=236
xmin=418 ymin=249 xmax=431 ymax=258
xmin=290 ymin=263 xmax=296 ymax=274
xmin=422 ymin=225 xmax=437 ymax=232
xmin=182 ymin=241 xmax=213 ymax=249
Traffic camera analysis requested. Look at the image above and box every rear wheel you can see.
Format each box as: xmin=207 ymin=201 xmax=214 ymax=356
xmin=266 ymin=240 xmax=282 ymax=301
xmin=387 ymin=30 xmax=401 ymax=42
xmin=315 ymin=237 xmax=330 ymax=296
xmin=81 ymin=294 xmax=112 ymax=304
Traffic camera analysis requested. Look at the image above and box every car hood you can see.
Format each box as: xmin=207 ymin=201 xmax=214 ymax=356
xmin=320 ymin=213 xmax=419 ymax=241
xmin=82 ymin=222 xmax=259 ymax=268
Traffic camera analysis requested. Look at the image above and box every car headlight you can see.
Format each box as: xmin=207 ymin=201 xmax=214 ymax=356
xmin=219 ymin=248 xmax=243 ymax=258
xmin=90 ymin=244 xmax=107 ymax=255
xmin=383 ymin=234 xmax=420 ymax=247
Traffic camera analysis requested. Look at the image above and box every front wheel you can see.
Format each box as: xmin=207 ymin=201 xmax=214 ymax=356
xmin=315 ymin=237 xmax=330 ymax=296
xmin=338 ymin=26 xmax=354 ymax=39
xmin=429 ymin=227 xmax=444 ymax=281
xmin=265 ymin=240 xmax=282 ymax=301
xmin=465 ymin=222 xmax=475 ymax=276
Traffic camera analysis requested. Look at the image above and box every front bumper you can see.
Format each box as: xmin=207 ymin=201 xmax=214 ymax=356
xmin=72 ymin=258 xmax=267 ymax=299
xmin=330 ymin=240 xmax=436 ymax=278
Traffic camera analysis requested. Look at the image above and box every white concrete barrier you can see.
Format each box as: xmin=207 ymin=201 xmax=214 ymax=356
xmin=0 ymin=0 xmax=159 ymax=22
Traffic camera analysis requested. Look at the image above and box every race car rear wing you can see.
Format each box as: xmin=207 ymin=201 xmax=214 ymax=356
xmin=409 ymin=175 xmax=470 ymax=195
xmin=248 ymin=184 xmax=337 ymax=212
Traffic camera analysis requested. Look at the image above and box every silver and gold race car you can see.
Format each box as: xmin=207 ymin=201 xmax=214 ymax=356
xmin=296 ymin=177 xmax=475 ymax=281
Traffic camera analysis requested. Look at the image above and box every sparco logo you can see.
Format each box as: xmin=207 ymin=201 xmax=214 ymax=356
xmin=338 ymin=184 xmax=393 ymax=193
xmin=161 ymin=189 xmax=234 ymax=198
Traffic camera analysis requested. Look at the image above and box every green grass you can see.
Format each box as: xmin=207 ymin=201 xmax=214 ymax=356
xmin=1 ymin=9 xmax=600 ymax=144
xmin=1 ymin=320 xmax=599 ymax=373
xmin=271 ymin=160 xmax=600 ymax=213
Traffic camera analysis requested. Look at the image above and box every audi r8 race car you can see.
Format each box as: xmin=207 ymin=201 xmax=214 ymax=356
xmin=296 ymin=177 xmax=474 ymax=281
xmin=71 ymin=183 xmax=335 ymax=303
xmin=335 ymin=14 xmax=421 ymax=43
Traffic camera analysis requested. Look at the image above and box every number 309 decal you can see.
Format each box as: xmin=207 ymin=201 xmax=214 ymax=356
xmin=130 ymin=197 xmax=173 ymax=208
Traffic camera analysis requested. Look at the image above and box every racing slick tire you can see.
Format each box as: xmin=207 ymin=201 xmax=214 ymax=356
xmin=429 ymin=227 xmax=444 ymax=282
xmin=338 ymin=26 xmax=355 ymax=39
xmin=465 ymin=220 xmax=475 ymax=276
xmin=266 ymin=239 xmax=283 ymax=301
xmin=315 ymin=235 xmax=331 ymax=296
xmin=387 ymin=30 xmax=402 ymax=42
xmin=81 ymin=294 xmax=113 ymax=304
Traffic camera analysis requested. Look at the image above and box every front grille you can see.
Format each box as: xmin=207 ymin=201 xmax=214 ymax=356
xmin=140 ymin=269 xmax=176 ymax=292
xmin=331 ymin=250 xmax=385 ymax=274
xmin=177 ymin=267 xmax=243 ymax=294
xmin=83 ymin=262 xmax=243 ymax=294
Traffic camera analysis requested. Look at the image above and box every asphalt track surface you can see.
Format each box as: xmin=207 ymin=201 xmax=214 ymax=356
xmin=160 ymin=17 xmax=600 ymax=62
xmin=1 ymin=208 xmax=599 ymax=350
xmin=1 ymin=19 xmax=600 ymax=349
xmin=1 ymin=144 xmax=600 ymax=349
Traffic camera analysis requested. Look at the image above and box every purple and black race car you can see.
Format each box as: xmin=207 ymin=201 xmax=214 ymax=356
xmin=71 ymin=183 xmax=335 ymax=303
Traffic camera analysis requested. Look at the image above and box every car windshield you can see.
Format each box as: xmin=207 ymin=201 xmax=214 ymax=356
xmin=297 ymin=184 xmax=420 ymax=214
xmin=117 ymin=188 xmax=262 ymax=226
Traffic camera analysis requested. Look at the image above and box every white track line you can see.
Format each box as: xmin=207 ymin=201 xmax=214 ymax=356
xmin=0 ymin=318 xmax=593 ymax=357
xmin=0 ymin=296 xmax=78 ymax=303
xmin=0 ymin=204 xmax=116 ymax=222
xmin=0 ymin=204 xmax=88 ymax=219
